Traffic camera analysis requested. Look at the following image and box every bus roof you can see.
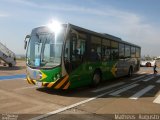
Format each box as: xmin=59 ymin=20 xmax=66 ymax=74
xmin=67 ymin=23 xmax=141 ymax=48
xmin=32 ymin=23 xmax=140 ymax=48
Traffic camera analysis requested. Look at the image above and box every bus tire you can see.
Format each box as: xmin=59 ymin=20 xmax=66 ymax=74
xmin=91 ymin=70 xmax=101 ymax=87
xmin=128 ymin=67 xmax=133 ymax=77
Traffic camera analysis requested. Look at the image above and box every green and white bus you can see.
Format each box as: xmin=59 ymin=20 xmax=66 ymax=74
xmin=24 ymin=22 xmax=141 ymax=89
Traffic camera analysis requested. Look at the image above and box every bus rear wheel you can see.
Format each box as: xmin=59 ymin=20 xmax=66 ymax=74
xmin=92 ymin=70 xmax=101 ymax=87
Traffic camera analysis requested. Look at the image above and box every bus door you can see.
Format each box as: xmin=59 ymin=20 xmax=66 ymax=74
xmin=64 ymin=30 xmax=86 ymax=73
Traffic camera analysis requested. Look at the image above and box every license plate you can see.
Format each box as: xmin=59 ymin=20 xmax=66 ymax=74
xmin=36 ymin=82 xmax=42 ymax=87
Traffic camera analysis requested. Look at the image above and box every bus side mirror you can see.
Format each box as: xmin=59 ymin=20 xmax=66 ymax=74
xmin=24 ymin=35 xmax=30 ymax=49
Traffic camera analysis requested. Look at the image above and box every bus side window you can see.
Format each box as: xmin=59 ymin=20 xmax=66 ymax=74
xmin=70 ymin=31 xmax=87 ymax=71
xmin=71 ymin=32 xmax=87 ymax=62
xmin=90 ymin=48 xmax=99 ymax=62
xmin=102 ymin=39 xmax=110 ymax=61
xmin=119 ymin=43 xmax=125 ymax=59
xmin=80 ymin=40 xmax=86 ymax=62
xmin=111 ymin=41 xmax=118 ymax=60
xmin=70 ymin=33 xmax=79 ymax=62
xmin=90 ymin=36 xmax=101 ymax=61
xmin=125 ymin=45 xmax=131 ymax=58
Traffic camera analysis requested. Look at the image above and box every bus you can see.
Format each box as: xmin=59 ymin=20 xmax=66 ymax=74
xmin=24 ymin=22 xmax=141 ymax=89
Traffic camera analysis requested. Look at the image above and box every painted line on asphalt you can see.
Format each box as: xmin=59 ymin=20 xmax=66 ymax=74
xmin=142 ymin=76 xmax=154 ymax=82
xmin=29 ymin=89 xmax=115 ymax=120
xmin=153 ymin=94 xmax=160 ymax=104
xmin=109 ymin=84 xmax=139 ymax=96
xmin=129 ymin=85 xmax=155 ymax=100
xmin=131 ymin=75 xmax=146 ymax=81
xmin=94 ymin=73 xmax=148 ymax=93
xmin=29 ymin=75 xmax=149 ymax=120
xmin=92 ymin=82 xmax=125 ymax=93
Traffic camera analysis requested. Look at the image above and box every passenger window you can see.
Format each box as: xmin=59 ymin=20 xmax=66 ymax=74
xmin=90 ymin=36 xmax=101 ymax=62
xmin=111 ymin=41 xmax=118 ymax=60
xmin=125 ymin=45 xmax=131 ymax=58
xmin=71 ymin=33 xmax=86 ymax=61
xmin=119 ymin=43 xmax=125 ymax=59
xmin=69 ymin=30 xmax=87 ymax=71
xmin=131 ymin=47 xmax=136 ymax=58
xmin=102 ymin=39 xmax=110 ymax=61
xmin=136 ymin=47 xmax=140 ymax=58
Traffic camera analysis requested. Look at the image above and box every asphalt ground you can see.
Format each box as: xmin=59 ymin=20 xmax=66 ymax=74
xmin=0 ymin=61 xmax=160 ymax=120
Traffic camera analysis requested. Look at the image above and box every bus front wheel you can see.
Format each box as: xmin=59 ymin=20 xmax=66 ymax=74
xmin=91 ymin=70 xmax=101 ymax=87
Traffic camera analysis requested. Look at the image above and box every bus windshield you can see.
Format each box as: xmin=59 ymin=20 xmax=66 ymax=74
xmin=26 ymin=30 xmax=64 ymax=68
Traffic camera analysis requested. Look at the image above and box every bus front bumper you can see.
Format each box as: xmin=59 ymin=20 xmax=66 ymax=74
xmin=26 ymin=75 xmax=70 ymax=90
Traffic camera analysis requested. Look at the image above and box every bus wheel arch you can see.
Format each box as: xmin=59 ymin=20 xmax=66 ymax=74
xmin=91 ymin=68 xmax=102 ymax=87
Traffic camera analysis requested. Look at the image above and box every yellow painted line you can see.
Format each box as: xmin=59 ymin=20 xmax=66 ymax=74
xmin=55 ymin=75 xmax=69 ymax=89
xmin=63 ymin=82 xmax=70 ymax=89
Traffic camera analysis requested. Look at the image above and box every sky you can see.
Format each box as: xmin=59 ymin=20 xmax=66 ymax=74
xmin=0 ymin=0 xmax=160 ymax=57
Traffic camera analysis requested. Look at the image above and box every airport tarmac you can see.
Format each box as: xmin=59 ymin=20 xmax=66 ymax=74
xmin=0 ymin=61 xmax=160 ymax=120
